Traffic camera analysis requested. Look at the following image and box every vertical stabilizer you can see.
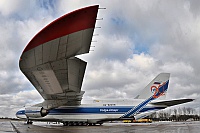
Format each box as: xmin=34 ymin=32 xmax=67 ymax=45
xmin=121 ymin=73 xmax=170 ymax=118
xmin=135 ymin=73 xmax=170 ymax=100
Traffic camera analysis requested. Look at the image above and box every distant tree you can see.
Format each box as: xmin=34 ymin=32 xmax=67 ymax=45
xmin=148 ymin=107 xmax=200 ymax=122
xmin=186 ymin=107 xmax=192 ymax=115
xmin=191 ymin=108 xmax=196 ymax=115
xmin=178 ymin=107 xmax=182 ymax=115
xmin=149 ymin=112 xmax=156 ymax=119
xmin=174 ymin=109 xmax=177 ymax=117
xmin=168 ymin=109 xmax=172 ymax=116
xmin=183 ymin=107 xmax=186 ymax=115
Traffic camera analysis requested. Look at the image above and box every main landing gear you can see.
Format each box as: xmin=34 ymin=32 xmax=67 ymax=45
xmin=62 ymin=122 xmax=102 ymax=126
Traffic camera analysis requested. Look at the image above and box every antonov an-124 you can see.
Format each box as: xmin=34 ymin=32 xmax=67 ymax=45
xmin=16 ymin=5 xmax=193 ymax=126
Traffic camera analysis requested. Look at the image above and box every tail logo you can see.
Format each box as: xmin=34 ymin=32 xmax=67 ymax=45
xmin=150 ymin=82 xmax=166 ymax=99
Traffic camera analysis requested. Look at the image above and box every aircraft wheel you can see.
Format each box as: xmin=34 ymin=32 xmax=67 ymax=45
xmin=27 ymin=121 xmax=33 ymax=124
xmin=79 ymin=122 xmax=84 ymax=126
xmin=69 ymin=122 xmax=74 ymax=126
xmin=63 ymin=122 xmax=69 ymax=126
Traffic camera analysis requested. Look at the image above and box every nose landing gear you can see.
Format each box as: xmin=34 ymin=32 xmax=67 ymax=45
xmin=26 ymin=118 xmax=33 ymax=124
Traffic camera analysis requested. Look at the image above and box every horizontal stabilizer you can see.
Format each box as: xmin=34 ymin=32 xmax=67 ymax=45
xmin=150 ymin=99 xmax=194 ymax=107
xmin=134 ymin=111 xmax=156 ymax=120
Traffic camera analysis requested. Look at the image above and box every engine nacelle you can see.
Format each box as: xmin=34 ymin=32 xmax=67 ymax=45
xmin=25 ymin=107 xmax=48 ymax=118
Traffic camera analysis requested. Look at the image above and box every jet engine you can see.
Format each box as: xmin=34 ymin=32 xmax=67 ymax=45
xmin=25 ymin=107 xmax=48 ymax=118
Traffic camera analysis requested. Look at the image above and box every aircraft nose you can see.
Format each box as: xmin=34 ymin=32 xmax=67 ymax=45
xmin=16 ymin=110 xmax=21 ymax=118
xmin=16 ymin=109 xmax=26 ymax=119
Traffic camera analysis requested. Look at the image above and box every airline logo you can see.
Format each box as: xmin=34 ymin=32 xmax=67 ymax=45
xmin=151 ymin=81 xmax=168 ymax=99
xmin=121 ymin=80 xmax=169 ymax=118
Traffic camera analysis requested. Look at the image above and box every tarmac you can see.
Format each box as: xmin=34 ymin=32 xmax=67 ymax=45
xmin=1 ymin=119 xmax=200 ymax=133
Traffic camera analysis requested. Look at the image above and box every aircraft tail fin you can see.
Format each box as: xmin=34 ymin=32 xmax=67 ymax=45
xmin=120 ymin=73 xmax=170 ymax=118
xmin=135 ymin=73 xmax=170 ymax=100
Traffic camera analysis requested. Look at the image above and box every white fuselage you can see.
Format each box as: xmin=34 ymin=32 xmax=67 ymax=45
xmin=16 ymin=99 xmax=166 ymax=124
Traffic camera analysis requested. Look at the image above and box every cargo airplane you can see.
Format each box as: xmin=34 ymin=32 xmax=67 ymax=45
xmin=16 ymin=5 xmax=193 ymax=126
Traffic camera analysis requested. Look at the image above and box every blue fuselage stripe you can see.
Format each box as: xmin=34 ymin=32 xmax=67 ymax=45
xmin=16 ymin=106 xmax=165 ymax=115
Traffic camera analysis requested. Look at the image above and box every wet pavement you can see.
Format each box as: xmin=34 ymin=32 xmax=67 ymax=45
xmin=1 ymin=119 xmax=200 ymax=133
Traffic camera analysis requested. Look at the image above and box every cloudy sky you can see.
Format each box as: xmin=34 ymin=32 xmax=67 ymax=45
xmin=1 ymin=0 xmax=200 ymax=117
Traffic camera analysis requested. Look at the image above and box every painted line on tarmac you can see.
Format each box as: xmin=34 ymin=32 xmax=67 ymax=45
xmin=10 ymin=121 xmax=20 ymax=133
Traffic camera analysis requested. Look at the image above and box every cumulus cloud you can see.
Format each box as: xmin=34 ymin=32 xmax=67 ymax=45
xmin=0 ymin=0 xmax=199 ymax=117
xmin=0 ymin=89 xmax=42 ymax=117
xmin=81 ymin=0 xmax=200 ymax=108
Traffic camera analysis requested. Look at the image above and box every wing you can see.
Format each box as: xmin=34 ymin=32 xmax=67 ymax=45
xmin=19 ymin=5 xmax=99 ymax=106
